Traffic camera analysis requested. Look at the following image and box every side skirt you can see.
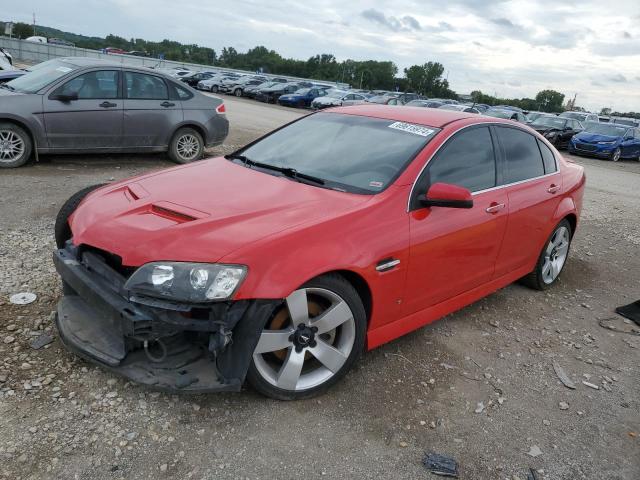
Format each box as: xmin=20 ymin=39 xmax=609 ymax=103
xmin=366 ymin=264 xmax=533 ymax=350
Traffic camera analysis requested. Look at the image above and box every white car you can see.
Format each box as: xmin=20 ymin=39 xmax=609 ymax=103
xmin=0 ymin=48 xmax=14 ymax=71
xmin=311 ymin=90 xmax=367 ymax=109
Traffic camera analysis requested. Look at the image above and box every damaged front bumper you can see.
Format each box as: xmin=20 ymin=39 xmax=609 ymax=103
xmin=52 ymin=245 xmax=279 ymax=393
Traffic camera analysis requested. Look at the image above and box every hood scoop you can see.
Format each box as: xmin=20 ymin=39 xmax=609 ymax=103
xmin=149 ymin=201 xmax=209 ymax=224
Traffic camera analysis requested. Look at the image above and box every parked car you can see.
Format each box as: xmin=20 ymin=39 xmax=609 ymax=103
xmin=0 ymin=57 xmax=228 ymax=168
xmin=569 ymin=123 xmax=640 ymax=161
xmin=198 ymin=74 xmax=241 ymax=93
xmin=180 ymin=71 xmax=218 ymax=87
xmin=278 ymin=87 xmax=327 ymax=108
xmin=219 ymin=76 xmax=267 ymax=96
xmin=311 ymin=90 xmax=367 ymax=109
xmin=484 ymin=108 xmax=527 ymax=123
xmin=0 ymin=70 xmax=25 ymax=84
xmin=48 ymin=38 xmax=75 ymax=47
xmin=244 ymin=81 xmax=279 ymax=98
xmin=438 ymin=104 xmax=479 ymax=114
xmin=610 ymin=116 xmax=640 ymax=128
xmin=127 ymin=51 xmax=150 ymax=57
xmin=560 ymin=111 xmax=599 ymax=123
xmin=528 ymin=116 xmax=583 ymax=149
xmin=255 ymin=82 xmax=302 ymax=103
xmin=405 ymin=99 xmax=444 ymax=108
xmin=526 ymin=112 xmax=553 ymax=124
xmin=0 ymin=47 xmax=14 ymax=67
xmin=104 ymin=47 xmax=127 ymax=55
xmin=51 ymin=106 xmax=585 ymax=400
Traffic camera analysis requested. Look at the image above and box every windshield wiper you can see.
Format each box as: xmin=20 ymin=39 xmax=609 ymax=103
xmin=225 ymin=153 xmax=325 ymax=185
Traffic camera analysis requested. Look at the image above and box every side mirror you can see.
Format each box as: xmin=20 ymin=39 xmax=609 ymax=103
xmin=51 ymin=92 xmax=78 ymax=102
xmin=419 ymin=182 xmax=473 ymax=209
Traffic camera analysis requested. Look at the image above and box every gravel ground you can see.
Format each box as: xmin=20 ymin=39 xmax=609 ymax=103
xmin=0 ymin=98 xmax=639 ymax=480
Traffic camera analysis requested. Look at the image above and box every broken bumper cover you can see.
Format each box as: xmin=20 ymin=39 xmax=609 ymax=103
xmin=52 ymin=246 xmax=278 ymax=393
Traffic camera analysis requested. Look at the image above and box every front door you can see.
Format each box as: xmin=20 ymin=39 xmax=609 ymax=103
xmin=404 ymin=125 xmax=508 ymax=315
xmin=43 ymin=69 xmax=123 ymax=150
xmin=122 ymin=71 xmax=183 ymax=149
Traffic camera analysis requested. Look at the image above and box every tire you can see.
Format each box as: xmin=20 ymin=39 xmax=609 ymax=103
xmin=247 ymin=273 xmax=367 ymax=400
xmin=211 ymin=85 xmax=218 ymax=93
xmin=520 ymin=219 xmax=572 ymax=290
xmin=297 ymin=100 xmax=305 ymax=108
xmin=0 ymin=122 xmax=32 ymax=168
xmin=234 ymin=88 xmax=242 ymax=97
xmin=168 ymin=127 xmax=204 ymax=164
xmin=611 ymin=148 xmax=621 ymax=162
xmin=55 ymin=183 xmax=107 ymax=295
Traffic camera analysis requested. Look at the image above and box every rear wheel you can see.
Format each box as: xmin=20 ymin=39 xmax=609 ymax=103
xmin=0 ymin=122 xmax=32 ymax=168
xmin=247 ymin=274 xmax=366 ymax=400
xmin=168 ymin=128 xmax=204 ymax=164
xmin=234 ymin=88 xmax=243 ymax=97
xmin=211 ymin=85 xmax=219 ymax=93
xmin=521 ymin=219 xmax=572 ymax=290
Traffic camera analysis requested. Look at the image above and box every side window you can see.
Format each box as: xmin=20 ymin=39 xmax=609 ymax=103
xmin=124 ymin=72 xmax=168 ymax=100
xmin=496 ymin=127 xmax=545 ymax=184
xmin=424 ymin=126 xmax=496 ymax=193
xmin=54 ymin=70 xmax=119 ymax=99
xmin=172 ymin=83 xmax=193 ymax=100
xmin=537 ymin=140 xmax=557 ymax=174
xmin=388 ymin=98 xmax=398 ymax=105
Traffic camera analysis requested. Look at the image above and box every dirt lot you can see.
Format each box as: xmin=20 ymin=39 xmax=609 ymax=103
xmin=0 ymin=97 xmax=638 ymax=480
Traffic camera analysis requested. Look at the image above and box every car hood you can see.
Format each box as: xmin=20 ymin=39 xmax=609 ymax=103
xmin=573 ymin=132 xmax=621 ymax=143
xmin=314 ymin=97 xmax=341 ymax=105
xmin=70 ymin=158 xmax=371 ymax=266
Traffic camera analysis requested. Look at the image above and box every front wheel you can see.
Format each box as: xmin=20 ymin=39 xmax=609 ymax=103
xmin=0 ymin=122 xmax=32 ymax=168
xmin=168 ymin=128 xmax=204 ymax=164
xmin=247 ymin=274 xmax=366 ymax=400
xmin=521 ymin=219 xmax=572 ymax=290
xmin=234 ymin=88 xmax=242 ymax=97
xmin=611 ymin=148 xmax=621 ymax=162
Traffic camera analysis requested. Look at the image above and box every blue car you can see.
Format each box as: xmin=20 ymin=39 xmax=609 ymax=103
xmin=278 ymin=87 xmax=327 ymax=108
xmin=569 ymin=123 xmax=640 ymax=162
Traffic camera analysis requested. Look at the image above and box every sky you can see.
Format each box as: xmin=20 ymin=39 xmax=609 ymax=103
xmin=5 ymin=0 xmax=640 ymax=112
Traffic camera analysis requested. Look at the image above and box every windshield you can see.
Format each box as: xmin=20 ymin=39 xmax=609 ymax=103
xmin=584 ymin=123 xmax=628 ymax=137
xmin=612 ymin=118 xmax=636 ymax=127
xmin=561 ymin=112 xmax=587 ymax=122
xmin=485 ymin=109 xmax=512 ymax=119
xmin=6 ymin=59 xmax=80 ymax=93
xmin=438 ymin=104 xmax=463 ymax=111
xmin=326 ymin=90 xmax=347 ymax=99
xmin=532 ymin=116 xmax=567 ymax=128
xmin=235 ymin=112 xmax=439 ymax=194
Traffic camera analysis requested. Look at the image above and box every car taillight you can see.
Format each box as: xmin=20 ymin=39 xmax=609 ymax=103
xmin=216 ymin=103 xmax=226 ymax=114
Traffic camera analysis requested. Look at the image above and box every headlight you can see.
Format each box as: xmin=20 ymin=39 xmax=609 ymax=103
xmin=124 ymin=262 xmax=247 ymax=303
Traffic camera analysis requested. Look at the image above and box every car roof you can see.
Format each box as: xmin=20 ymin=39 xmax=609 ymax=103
xmin=325 ymin=104 xmax=477 ymax=127
xmin=57 ymin=57 xmax=123 ymax=67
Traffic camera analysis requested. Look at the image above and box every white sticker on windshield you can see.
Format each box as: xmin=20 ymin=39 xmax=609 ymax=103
xmin=55 ymin=67 xmax=72 ymax=73
xmin=387 ymin=122 xmax=435 ymax=137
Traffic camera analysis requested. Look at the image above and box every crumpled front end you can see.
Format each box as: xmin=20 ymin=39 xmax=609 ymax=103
xmin=53 ymin=243 xmax=279 ymax=392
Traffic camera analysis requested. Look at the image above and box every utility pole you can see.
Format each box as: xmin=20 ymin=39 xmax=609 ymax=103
xmin=32 ymin=12 xmax=36 ymax=36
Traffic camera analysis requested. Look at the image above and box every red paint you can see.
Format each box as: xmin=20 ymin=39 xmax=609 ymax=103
xmin=69 ymin=108 xmax=585 ymax=350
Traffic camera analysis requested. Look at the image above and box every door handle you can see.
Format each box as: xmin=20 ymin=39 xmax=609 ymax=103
xmin=547 ymin=184 xmax=560 ymax=194
xmin=376 ymin=258 xmax=400 ymax=272
xmin=99 ymin=101 xmax=117 ymax=108
xmin=160 ymin=101 xmax=175 ymax=107
xmin=485 ymin=202 xmax=505 ymax=214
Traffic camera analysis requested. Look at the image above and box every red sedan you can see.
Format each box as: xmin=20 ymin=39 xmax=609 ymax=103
xmin=53 ymin=106 xmax=585 ymax=399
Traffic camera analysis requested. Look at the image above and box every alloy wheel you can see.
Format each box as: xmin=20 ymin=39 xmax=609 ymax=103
xmin=612 ymin=148 xmax=621 ymax=162
xmin=252 ymin=287 xmax=356 ymax=392
xmin=541 ymin=226 xmax=570 ymax=284
xmin=176 ymin=134 xmax=200 ymax=161
xmin=0 ymin=130 xmax=25 ymax=164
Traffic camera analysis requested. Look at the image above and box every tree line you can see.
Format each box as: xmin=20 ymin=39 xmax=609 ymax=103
xmin=3 ymin=19 xmax=607 ymax=114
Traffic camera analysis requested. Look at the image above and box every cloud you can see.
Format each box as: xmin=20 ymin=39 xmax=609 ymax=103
xmin=609 ymin=74 xmax=627 ymax=82
xmin=361 ymin=8 xmax=421 ymax=32
xmin=623 ymin=31 xmax=632 ymax=39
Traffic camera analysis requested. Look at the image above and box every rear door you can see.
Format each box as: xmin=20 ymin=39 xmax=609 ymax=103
xmin=43 ymin=69 xmax=123 ymax=150
xmin=122 ymin=71 xmax=183 ymax=149
xmin=492 ymin=126 xmax=562 ymax=277
xmin=621 ymin=128 xmax=640 ymax=158
xmin=404 ymin=125 xmax=508 ymax=314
